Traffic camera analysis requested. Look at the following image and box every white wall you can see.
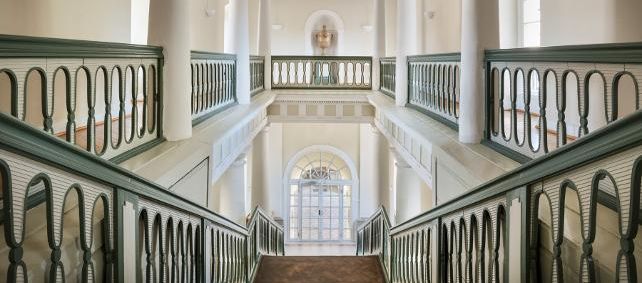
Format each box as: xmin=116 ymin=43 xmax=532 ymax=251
xmin=0 ymin=0 xmax=132 ymax=43
xmin=541 ymin=0 xmax=642 ymax=46
xmin=170 ymin=159 xmax=210 ymax=208
xmin=190 ymin=0 xmax=226 ymax=52
xmin=422 ymin=0 xmax=462 ymax=53
xmin=271 ymin=0 xmax=373 ymax=55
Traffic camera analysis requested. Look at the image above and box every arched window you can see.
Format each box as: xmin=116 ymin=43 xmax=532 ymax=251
xmin=288 ymin=149 xmax=354 ymax=241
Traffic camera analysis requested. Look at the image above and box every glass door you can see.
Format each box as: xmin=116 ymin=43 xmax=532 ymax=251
xmin=292 ymin=182 xmax=348 ymax=241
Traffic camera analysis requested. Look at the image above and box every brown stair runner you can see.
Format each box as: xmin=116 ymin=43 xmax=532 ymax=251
xmin=254 ymin=256 xmax=386 ymax=283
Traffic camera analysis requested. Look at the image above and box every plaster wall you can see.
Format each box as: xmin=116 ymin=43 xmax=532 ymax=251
xmin=0 ymin=0 xmax=131 ymax=43
xmin=421 ymin=0 xmax=462 ymax=54
xmin=541 ymin=0 xmax=642 ymax=46
xmin=190 ymin=0 xmax=227 ymax=52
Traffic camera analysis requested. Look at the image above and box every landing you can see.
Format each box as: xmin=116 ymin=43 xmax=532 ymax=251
xmin=254 ymin=256 xmax=385 ymax=283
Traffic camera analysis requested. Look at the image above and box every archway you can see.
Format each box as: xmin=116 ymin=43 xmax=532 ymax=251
xmin=284 ymin=145 xmax=358 ymax=241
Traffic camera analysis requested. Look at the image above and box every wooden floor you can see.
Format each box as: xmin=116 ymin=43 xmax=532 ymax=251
xmin=254 ymin=256 xmax=385 ymax=283
xmin=56 ymin=116 xmax=136 ymax=151
xmin=500 ymin=110 xmax=576 ymax=151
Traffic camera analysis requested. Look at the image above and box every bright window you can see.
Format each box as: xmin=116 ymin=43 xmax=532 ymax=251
xmin=288 ymin=150 xmax=353 ymax=242
xmin=522 ymin=0 xmax=540 ymax=47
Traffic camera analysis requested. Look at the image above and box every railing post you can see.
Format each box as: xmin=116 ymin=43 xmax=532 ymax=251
xmin=507 ymin=186 xmax=532 ymax=282
xmin=115 ymin=189 xmax=138 ymax=283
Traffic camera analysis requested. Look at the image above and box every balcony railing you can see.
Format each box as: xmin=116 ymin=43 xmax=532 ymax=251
xmin=247 ymin=206 xmax=285 ymax=281
xmin=0 ymin=34 xmax=164 ymax=163
xmin=0 ymin=111 xmax=284 ymax=282
xmin=485 ymin=43 xmax=642 ymax=162
xmin=190 ymin=51 xmax=237 ymax=125
xmin=356 ymin=207 xmax=392 ymax=279
xmin=359 ymin=107 xmax=642 ymax=282
xmin=408 ymin=53 xmax=461 ymax=129
xmin=250 ymin=55 xmax=265 ymax=97
xmin=379 ymin=57 xmax=396 ymax=97
xmin=271 ymin=56 xmax=372 ymax=89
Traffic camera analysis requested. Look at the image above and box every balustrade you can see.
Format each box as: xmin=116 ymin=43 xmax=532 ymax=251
xmin=0 ymin=48 xmax=282 ymax=283
xmin=271 ymin=56 xmax=372 ymax=89
xmin=356 ymin=207 xmax=392 ymax=279
xmin=408 ymin=53 xmax=461 ymax=129
xmin=380 ymin=57 xmax=396 ymax=98
xmin=485 ymin=43 xmax=642 ymax=161
xmin=359 ymin=109 xmax=642 ymax=282
xmin=247 ymin=206 xmax=285 ymax=281
xmin=250 ymin=55 xmax=265 ymax=96
xmin=190 ymin=51 xmax=237 ymax=125
xmin=0 ymin=35 xmax=163 ymax=163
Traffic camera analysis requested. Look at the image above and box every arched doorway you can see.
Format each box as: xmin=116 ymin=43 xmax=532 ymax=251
xmin=286 ymin=147 xmax=355 ymax=242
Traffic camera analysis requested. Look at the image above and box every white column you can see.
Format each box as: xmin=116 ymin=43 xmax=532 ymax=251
xmin=394 ymin=0 xmax=419 ymax=106
xmin=359 ymin=124 xmax=382 ymax=218
xmin=251 ymin=127 xmax=271 ymax=211
xmin=372 ymin=0 xmax=386 ymax=90
xmin=148 ymin=0 xmax=192 ymax=141
xmin=499 ymin=0 xmax=518 ymax=48
xmin=226 ymin=0 xmax=251 ymax=104
xmin=392 ymin=151 xmax=423 ymax=224
xmin=257 ymin=0 xmax=272 ymax=90
xmin=459 ymin=0 xmax=499 ymax=143
xmin=218 ymin=154 xmax=248 ymax=224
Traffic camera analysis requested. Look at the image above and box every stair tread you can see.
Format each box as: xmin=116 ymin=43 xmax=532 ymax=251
xmin=254 ymin=256 xmax=385 ymax=283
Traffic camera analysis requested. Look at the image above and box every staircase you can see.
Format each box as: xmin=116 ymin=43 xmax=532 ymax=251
xmin=254 ymin=256 xmax=386 ymax=283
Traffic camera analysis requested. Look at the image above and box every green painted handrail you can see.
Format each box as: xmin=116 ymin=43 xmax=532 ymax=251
xmin=407 ymin=52 xmax=461 ymax=130
xmin=250 ymin=55 xmax=265 ymax=96
xmin=0 ymin=34 xmax=163 ymax=58
xmin=190 ymin=50 xmax=238 ymax=126
xmin=485 ymin=41 xmax=642 ymax=63
xmin=379 ymin=57 xmax=396 ymax=98
xmin=483 ymin=43 xmax=642 ymax=163
xmin=358 ymin=101 xmax=642 ymax=281
xmin=247 ymin=205 xmax=286 ymax=282
xmin=408 ymin=52 xmax=461 ymax=62
xmin=191 ymin=50 xmax=236 ymax=61
xmin=271 ymin=55 xmax=373 ymax=90
xmin=356 ymin=206 xmax=392 ymax=282
xmin=0 ymin=110 xmax=288 ymax=281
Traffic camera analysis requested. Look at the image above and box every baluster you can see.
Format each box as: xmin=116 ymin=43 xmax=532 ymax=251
xmin=430 ymin=64 xmax=436 ymax=109
xmin=558 ymin=72 xmax=568 ymax=147
xmin=66 ymin=68 xmax=77 ymax=145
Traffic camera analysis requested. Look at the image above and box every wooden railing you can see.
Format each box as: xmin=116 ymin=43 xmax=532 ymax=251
xmin=0 ymin=112 xmax=285 ymax=282
xmin=356 ymin=206 xmax=392 ymax=279
xmin=484 ymin=43 xmax=642 ymax=162
xmin=408 ymin=53 xmax=461 ymax=129
xmin=0 ymin=34 xmax=164 ymax=163
xmin=190 ymin=51 xmax=237 ymax=125
xmin=380 ymin=57 xmax=396 ymax=98
xmin=250 ymin=55 xmax=265 ymax=97
xmin=358 ymin=108 xmax=642 ymax=282
xmin=271 ymin=56 xmax=372 ymax=89
xmin=247 ymin=206 xmax=285 ymax=281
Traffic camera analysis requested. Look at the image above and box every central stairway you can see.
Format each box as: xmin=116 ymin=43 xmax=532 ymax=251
xmin=254 ymin=256 xmax=386 ymax=283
